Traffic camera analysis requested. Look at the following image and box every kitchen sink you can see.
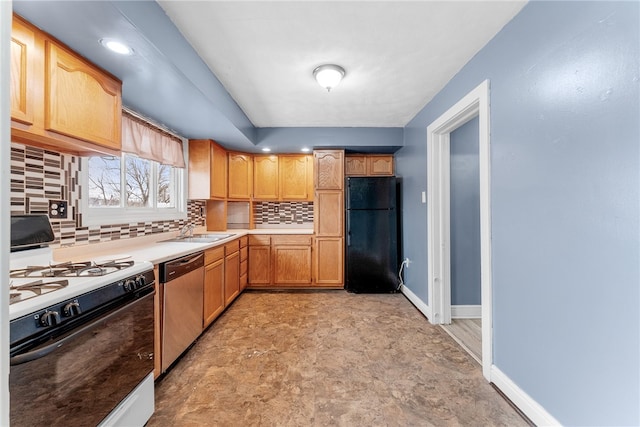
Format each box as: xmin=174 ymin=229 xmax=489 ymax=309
xmin=159 ymin=233 xmax=235 ymax=243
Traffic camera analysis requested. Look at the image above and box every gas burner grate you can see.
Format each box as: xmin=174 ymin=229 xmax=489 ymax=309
xmin=10 ymin=260 xmax=135 ymax=278
xmin=9 ymin=279 xmax=69 ymax=304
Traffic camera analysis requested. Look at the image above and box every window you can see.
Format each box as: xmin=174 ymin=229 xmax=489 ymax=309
xmin=82 ymin=110 xmax=187 ymax=226
xmin=83 ymin=154 xmax=185 ymax=225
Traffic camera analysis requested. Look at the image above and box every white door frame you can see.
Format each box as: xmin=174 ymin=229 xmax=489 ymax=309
xmin=426 ymin=80 xmax=492 ymax=380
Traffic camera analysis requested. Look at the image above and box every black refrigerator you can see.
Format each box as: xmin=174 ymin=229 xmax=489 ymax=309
xmin=345 ymin=176 xmax=400 ymax=293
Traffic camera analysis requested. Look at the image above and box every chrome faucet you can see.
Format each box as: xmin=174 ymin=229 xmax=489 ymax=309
xmin=179 ymin=223 xmax=194 ymax=238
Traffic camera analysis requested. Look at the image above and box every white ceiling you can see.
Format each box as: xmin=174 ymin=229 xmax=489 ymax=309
xmin=158 ymin=1 xmax=527 ymax=128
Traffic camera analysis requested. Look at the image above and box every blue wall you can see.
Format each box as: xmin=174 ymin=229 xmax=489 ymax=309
xmin=450 ymin=117 xmax=481 ymax=306
xmin=396 ymin=1 xmax=639 ymax=425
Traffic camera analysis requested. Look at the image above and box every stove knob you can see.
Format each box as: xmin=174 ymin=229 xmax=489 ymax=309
xmin=39 ymin=310 xmax=60 ymax=327
xmin=63 ymin=301 xmax=82 ymax=317
xmin=135 ymin=275 xmax=146 ymax=288
xmin=123 ymin=279 xmax=136 ymax=292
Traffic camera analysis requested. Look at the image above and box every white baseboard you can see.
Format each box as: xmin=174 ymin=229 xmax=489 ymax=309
xmin=400 ymin=284 xmax=432 ymax=321
xmin=451 ymin=305 xmax=481 ymax=318
xmin=491 ymin=365 xmax=561 ymax=427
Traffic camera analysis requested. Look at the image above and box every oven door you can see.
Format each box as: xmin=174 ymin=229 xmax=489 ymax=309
xmin=10 ymin=292 xmax=154 ymax=427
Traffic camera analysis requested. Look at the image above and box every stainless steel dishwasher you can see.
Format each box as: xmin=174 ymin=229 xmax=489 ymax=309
xmin=160 ymin=251 xmax=204 ymax=372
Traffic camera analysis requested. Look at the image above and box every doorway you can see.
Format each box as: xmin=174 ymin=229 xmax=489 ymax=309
xmin=426 ymin=80 xmax=492 ymax=380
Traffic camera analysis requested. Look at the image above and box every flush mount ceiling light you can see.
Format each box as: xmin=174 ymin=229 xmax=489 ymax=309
xmin=261 ymin=147 xmax=271 ymax=152
xmin=100 ymin=38 xmax=133 ymax=55
xmin=313 ymin=64 xmax=345 ymax=92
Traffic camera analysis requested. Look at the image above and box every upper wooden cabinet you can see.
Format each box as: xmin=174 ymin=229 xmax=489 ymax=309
xmin=188 ymin=139 xmax=227 ymax=200
xmin=345 ymin=154 xmax=394 ymax=176
xmin=253 ymin=154 xmax=313 ymax=201
xmin=228 ymin=152 xmax=253 ymax=199
xmin=314 ymin=150 xmax=344 ymax=190
xmin=10 ymin=15 xmax=122 ymax=155
xmin=253 ymin=155 xmax=279 ymax=200
xmin=279 ymin=154 xmax=310 ymax=200
xmin=10 ymin=16 xmax=36 ymax=126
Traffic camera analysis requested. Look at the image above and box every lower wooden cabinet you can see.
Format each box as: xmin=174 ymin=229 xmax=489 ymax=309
xmin=315 ymin=237 xmax=344 ymax=285
xmin=248 ymin=234 xmax=315 ymax=287
xmin=203 ymin=246 xmax=225 ymax=328
xmin=224 ymin=240 xmax=240 ymax=306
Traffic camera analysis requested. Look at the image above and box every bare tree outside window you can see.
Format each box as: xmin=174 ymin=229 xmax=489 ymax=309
xmin=87 ymin=157 xmax=121 ymax=207
xmin=126 ymin=156 xmax=151 ymax=207
xmin=158 ymin=164 xmax=175 ymax=208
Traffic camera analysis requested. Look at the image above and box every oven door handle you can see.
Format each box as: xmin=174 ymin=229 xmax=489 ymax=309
xmin=10 ymin=292 xmax=153 ymax=366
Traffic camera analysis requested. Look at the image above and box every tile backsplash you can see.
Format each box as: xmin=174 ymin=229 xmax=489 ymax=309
xmin=10 ymin=142 xmax=204 ymax=247
xmin=253 ymin=201 xmax=314 ymax=225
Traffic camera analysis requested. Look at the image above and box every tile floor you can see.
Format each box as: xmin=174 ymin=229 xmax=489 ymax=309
xmin=148 ymin=290 xmax=528 ymax=426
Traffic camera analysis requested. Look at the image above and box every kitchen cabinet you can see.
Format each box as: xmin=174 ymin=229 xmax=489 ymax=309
xmin=203 ymin=246 xmax=225 ymax=328
xmin=315 ymin=237 xmax=344 ymax=285
xmin=188 ymin=139 xmax=227 ymax=200
xmin=248 ymin=234 xmax=313 ymax=287
xmin=314 ymin=191 xmax=343 ymax=237
xmin=224 ymin=239 xmax=240 ymax=306
xmin=253 ymin=155 xmax=279 ymax=200
xmin=272 ymin=235 xmax=313 ymax=285
xmin=314 ymin=150 xmax=344 ymax=190
xmin=248 ymin=235 xmax=271 ymax=285
xmin=279 ymin=154 xmax=310 ymax=200
xmin=314 ymin=149 xmax=345 ymax=287
xmin=253 ymin=154 xmax=313 ymax=201
xmin=239 ymin=236 xmax=248 ymax=291
xmin=45 ymin=40 xmax=122 ymax=150
xmin=345 ymin=154 xmax=394 ymax=176
xmin=10 ymin=14 xmax=122 ymax=156
xmin=228 ymin=152 xmax=253 ymax=199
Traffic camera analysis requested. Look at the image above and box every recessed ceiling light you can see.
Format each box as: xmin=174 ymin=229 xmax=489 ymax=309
xmin=301 ymin=147 xmax=311 ymax=153
xmin=100 ymin=38 xmax=133 ymax=55
xmin=261 ymin=147 xmax=271 ymax=152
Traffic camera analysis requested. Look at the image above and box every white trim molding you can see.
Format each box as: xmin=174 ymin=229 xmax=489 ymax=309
xmin=491 ymin=366 xmax=561 ymax=426
xmin=451 ymin=305 xmax=481 ymax=318
xmin=400 ymin=285 xmax=432 ymax=321
xmin=426 ymin=79 xmax=493 ymax=381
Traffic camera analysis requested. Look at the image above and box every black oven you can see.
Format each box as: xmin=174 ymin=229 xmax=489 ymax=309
xmin=9 ymin=275 xmax=155 ymax=426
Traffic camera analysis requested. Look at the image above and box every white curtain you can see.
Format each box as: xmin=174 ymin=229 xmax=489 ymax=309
xmin=121 ymin=111 xmax=186 ymax=168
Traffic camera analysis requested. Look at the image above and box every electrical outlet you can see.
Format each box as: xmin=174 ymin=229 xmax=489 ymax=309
xmin=274 ymin=206 xmax=279 ymax=213
xmin=404 ymin=257 xmax=412 ymax=268
xmin=49 ymin=200 xmax=68 ymax=219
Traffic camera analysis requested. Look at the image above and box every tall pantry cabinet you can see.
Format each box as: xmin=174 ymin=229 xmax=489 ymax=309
xmin=313 ymin=150 xmax=344 ymax=286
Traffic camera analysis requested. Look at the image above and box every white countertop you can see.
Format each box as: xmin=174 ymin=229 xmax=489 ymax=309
xmin=54 ymin=227 xmax=314 ymax=265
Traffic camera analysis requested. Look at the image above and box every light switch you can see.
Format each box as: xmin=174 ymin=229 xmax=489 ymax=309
xmin=49 ymin=200 xmax=68 ymax=219
xmin=421 ymin=191 xmax=426 ymax=204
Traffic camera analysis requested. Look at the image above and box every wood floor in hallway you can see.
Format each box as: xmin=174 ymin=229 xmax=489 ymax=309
xmin=148 ymin=290 xmax=528 ymax=426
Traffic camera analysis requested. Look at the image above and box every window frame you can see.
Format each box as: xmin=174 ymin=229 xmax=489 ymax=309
xmin=81 ymin=152 xmax=187 ymax=227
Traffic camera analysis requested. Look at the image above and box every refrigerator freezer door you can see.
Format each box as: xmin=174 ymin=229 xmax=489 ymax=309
xmin=346 ymin=177 xmax=396 ymax=210
xmin=345 ymin=208 xmax=399 ymax=293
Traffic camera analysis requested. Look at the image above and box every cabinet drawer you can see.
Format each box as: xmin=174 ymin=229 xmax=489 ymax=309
xmin=225 ymin=239 xmax=240 ymax=255
xmin=240 ymin=259 xmax=248 ymax=276
xmin=249 ymin=235 xmax=271 ymax=246
xmin=239 ymin=235 xmax=248 ymax=248
xmin=240 ymin=246 xmax=248 ymax=261
xmin=271 ymin=235 xmax=312 ymax=245
xmin=205 ymin=246 xmax=225 ymax=265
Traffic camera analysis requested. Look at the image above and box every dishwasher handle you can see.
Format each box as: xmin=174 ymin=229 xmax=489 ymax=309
xmin=161 ymin=252 xmax=204 ymax=283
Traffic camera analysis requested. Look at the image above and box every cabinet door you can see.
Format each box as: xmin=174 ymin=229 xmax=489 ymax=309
xmin=228 ymin=152 xmax=253 ymax=199
xmin=306 ymin=155 xmax=315 ymax=201
xmin=210 ymin=143 xmax=227 ymax=199
xmin=253 ymin=155 xmax=279 ymax=199
xmin=315 ymin=237 xmax=344 ymax=285
xmin=345 ymin=155 xmax=367 ymax=176
xmin=314 ymin=150 xmax=344 ymax=190
xmin=273 ymin=245 xmax=312 ymax=284
xmin=368 ymin=155 xmax=394 ymax=176
xmin=248 ymin=245 xmax=271 ymax=285
xmin=45 ymin=40 xmax=121 ymax=149
xmin=224 ymin=251 xmax=240 ymax=306
xmin=10 ymin=16 xmax=36 ymax=126
xmin=279 ymin=155 xmax=308 ymax=200
xmin=315 ymin=190 xmax=343 ymax=237
xmin=203 ymin=257 xmax=225 ymax=328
